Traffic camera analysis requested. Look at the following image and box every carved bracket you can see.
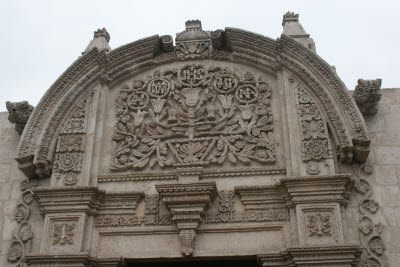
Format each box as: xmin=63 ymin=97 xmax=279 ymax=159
xmin=155 ymin=182 xmax=217 ymax=256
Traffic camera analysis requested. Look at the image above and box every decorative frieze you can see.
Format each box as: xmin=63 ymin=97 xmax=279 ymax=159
xmin=53 ymin=98 xmax=88 ymax=186
xmin=296 ymin=85 xmax=330 ymax=172
xmin=206 ymin=209 xmax=290 ymax=223
xmin=111 ymin=64 xmax=275 ymax=172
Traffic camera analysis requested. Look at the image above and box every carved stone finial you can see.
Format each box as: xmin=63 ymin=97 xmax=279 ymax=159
xmin=282 ymin=11 xmax=299 ymax=26
xmin=282 ymin=11 xmax=316 ymax=53
xmin=83 ymin=28 xmax=111 ymax=55
xmin=353 ymin=79 xmax=382 ymax=116
xmin=6 ymin=101 xmax=34 ymax=135
xmin=185 ymin=20 xmax=202 ymax=30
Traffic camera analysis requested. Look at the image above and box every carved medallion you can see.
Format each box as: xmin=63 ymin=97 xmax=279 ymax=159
xmin=111 ymin=65 xmax=275 ymax=171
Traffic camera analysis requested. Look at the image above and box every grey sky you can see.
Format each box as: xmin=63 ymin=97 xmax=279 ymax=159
xmin=1 ymin=0 xmax=399 ymax=111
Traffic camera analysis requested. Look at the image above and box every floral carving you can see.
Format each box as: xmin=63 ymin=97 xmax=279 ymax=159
xmin=57 ymin=135 xmax=83 ymax=152
xmin=7 ymin=179 xmax=37 ymax=265
xmin=218 ymin=190 xmax=235 ymax=213
xmin=359 ymin=216 xmax=373 ymax=235
xmin=369 ymin=236 xmax=385 ymax=256
xmin=362 ymin=199 xmax=379 ymax=214
xmin=7 ymin=242 xmax=23 ymax=262
xmin=52 ymin=223 xmax=75 ymax=245
xmin=111 ymin=65 xmax=275 ymax=171
xmin=64 ymin=172 xmax=78 ymax=186
xmin=307 ymin=213 xmax=332 ymax=237
xmin=175 ymin=20 xmax=210 ymax=60
xmin=306 ymin=161 xmax=320 ymax=175
xmin=145 ymin=194 xmax=160 ymax=215
xmin=297 ymin=86 xmax=329 ymax=163
xmin=56 ymin=152 xmax=82 ymax=172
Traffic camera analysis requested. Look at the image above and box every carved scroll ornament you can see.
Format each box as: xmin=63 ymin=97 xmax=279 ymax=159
xmin=111 ymin=65 xmax=275 ymax=171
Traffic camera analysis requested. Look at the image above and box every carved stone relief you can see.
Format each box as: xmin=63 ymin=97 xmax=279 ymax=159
xmin=296 ymin=85 xmax=330 ymax=174
xmin=52 ymin=223 xmax=75 ymax=246
xmin=6 ymin=101 xmax=34 ymax=135
xmin=7 ymin=179 xmax=38 ymax=265
xmin=111 ymin=64 xmax=275 ymax=172
xmin=53 ymin=98 xmax=88 ymax=186
xmin=353 ymin=79 xmax=382 ymax=116
xmin=353 ymin=164 xmax=388 ymax=266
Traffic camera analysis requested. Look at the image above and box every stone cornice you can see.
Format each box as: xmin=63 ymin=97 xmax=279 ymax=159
xmin=236 ymin=174 xmax=354 ymax=208
xmin=33 ymin=186 xmax=144 ymax=215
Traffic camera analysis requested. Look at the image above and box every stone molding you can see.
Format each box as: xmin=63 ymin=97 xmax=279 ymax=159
xmin=15 ymin=20 xmax=370 ymax=180
xmin=236 ymin=174 xmax=354 ymax=208
xmin=156 ymin=182 xmax=217 ymax=256
xmin=33 ymin=186 xmax=144 ymax=215
xmin=24 ymin=254 xmax=127 ymax=267
xmin=258 ymin=245 xmax=362 ymax=266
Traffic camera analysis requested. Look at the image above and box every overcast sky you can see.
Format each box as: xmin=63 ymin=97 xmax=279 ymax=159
xmin=1 ymin=0 xmax=399 ymax=112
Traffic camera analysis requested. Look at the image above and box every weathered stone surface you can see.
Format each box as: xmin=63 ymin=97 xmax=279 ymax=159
xmin=0 ymin=13 xmax=399 ymax=267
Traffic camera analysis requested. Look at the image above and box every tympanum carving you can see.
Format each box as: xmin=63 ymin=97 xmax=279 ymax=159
xmin=111 ymin=65 xmax=275 ymax=171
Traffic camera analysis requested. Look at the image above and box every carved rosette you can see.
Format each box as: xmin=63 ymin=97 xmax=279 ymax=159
xmin=297 ymin=86 xmax=330 ymax=174
xmin=111 ymin=65 xmax=275 ymax=172
xmin=7 ymin=179 xmax=38 ymax=265
xmin=156 ymin=182 xmax=217 ymax=256
xmin=53 ymin=98 xmax=88 ymax=186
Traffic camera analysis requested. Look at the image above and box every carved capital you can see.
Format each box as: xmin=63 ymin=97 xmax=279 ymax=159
xmin=6 ymin=101 xmax=34 ymax=135
xmin=353 ymin=78 xmax=382 ymax=116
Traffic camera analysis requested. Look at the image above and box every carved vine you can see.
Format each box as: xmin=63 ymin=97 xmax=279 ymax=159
xmin=7 ymin=179 xmax=38 ymax=266
xmin=53 ymin=98 xmax=88 ymax=186
xmin=353 ymin=164 xmax=387 ymax=266
xmin=111 ymin=65 xmax=275 ymax=171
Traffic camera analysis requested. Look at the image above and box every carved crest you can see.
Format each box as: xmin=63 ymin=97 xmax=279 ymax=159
xmin=111 ymin=65 xmax=275 ymax=171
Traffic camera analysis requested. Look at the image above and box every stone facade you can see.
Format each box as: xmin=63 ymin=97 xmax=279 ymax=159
xmin=0 ymin=12 xmax=398 ymax=266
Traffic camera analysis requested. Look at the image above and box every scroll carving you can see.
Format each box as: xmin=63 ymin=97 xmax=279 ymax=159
xmin=7 ymin=179 xmax=38 ymax=265
xmin=111 ymin=65 xmax=275 ymax=171
xmin=53 ymin=98 xmax=88 ymax=186
xmin=297 ymin=85 xmax=329 ymax=174
xmin=353 ymin=164 xmax=388 ymax=266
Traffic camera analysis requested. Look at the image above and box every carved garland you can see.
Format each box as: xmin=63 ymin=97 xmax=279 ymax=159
xmin=7 ymin=179 xmax=38 ymax=266
xmin=111 ymin=65 xmax=275 ymax=171
xmin=353 ymin=164 xmax=387 ymax=267
xmin=53 ymin=97 xmax=88 ymax=186
xmin=296 ymin=85 xmax=330 ymax=174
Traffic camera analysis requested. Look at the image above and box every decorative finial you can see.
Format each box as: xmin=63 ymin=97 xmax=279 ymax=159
xmin=83 ymin=28 xmax=111 ymax=55
xmin=185 ymin=20 xmax=202 ymax=30
xmin=282 ymin=11 xmax=299 ymax=26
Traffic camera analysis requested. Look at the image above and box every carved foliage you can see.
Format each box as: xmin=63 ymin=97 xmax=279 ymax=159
xmin=7 ymin=179 xmax=37 ymax=264
xmin=297 ymin=86 xmax=329 ymax=172
xmin=307 ymin=213 xmax=332 ymax=237
xmin=144 ymin=194 xmax=160 ymax=215
xmin=111 ymin=65 xmax=275 ymax=171
xmin=218 ymin=190 xmax=235 ymax=213
xmin=353 ymin=164 xmax=387 ymax=266
xmin=180 ymin=229 xmax=196 ymax=256
xmin=52 ymin=223 xmax=75 ymax=245
xmin=54 ymin=98 xmax=88 ymax=186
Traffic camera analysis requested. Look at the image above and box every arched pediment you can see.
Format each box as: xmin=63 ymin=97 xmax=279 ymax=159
xmin=16 ymin=21 xmax=369 ymax=179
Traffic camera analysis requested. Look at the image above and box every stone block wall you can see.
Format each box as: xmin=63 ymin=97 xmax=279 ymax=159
xmin=364 ymin=89 xmax=400 ymax=266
